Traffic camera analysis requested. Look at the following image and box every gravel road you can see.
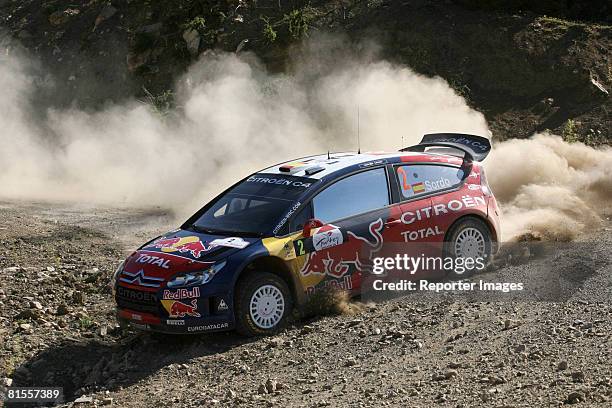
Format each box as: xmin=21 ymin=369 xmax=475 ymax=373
xmin=0 ymin=201 xmax=610 ymax=407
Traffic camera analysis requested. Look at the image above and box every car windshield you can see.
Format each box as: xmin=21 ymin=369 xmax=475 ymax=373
xmin=189 ymin=173 xmax=317 ymax=236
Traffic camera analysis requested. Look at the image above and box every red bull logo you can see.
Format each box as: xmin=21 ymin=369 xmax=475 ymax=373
xmin=301 ymin=218 xmax=384 ymax=278
xmin=305 ymin=275 xmax=353 ymax=295
xmin=163 ymin=299 xmax=201 ymax=318
xmin=149 ymin=236 xmax=211 ymax=258
xmin=162 ymin=287 xmax=200 ymax=300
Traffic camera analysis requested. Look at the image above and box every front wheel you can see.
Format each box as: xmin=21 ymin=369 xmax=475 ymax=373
xmin=234 ymin=272 xmax=293 ymax=336
xmin=444 ymin=217 xmax=493 ymax=278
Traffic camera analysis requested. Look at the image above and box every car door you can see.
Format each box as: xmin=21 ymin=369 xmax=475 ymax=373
xmin=294 ymin=167 xmax=392 ymax=295
xmin=373 ymin=163 xmax=435 ymax=279
xmin=394 ymin=163 xmax=453 ymax=243
xmin=394 ymin=162 xmax=467 ymax=276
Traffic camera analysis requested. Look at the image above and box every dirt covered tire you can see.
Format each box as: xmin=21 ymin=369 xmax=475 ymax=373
xmin=235 ymin=272 xmax=293 ymax=336
xmin=444 ymin=217 xmax=493 ymax=278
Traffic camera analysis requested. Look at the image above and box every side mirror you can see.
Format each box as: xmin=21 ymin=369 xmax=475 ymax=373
xmin=302 ymin=218 xmax=324 ymax=238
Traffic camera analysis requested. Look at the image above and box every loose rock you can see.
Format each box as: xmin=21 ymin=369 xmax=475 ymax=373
xmin=183 ymin=29 xmax=201 ymax=56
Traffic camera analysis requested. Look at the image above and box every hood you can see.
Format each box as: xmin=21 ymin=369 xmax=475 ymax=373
xmin=120 ymin=230 xmax=257 ymax=283
xmin=141 ymin=230 xmax=256 ymax=260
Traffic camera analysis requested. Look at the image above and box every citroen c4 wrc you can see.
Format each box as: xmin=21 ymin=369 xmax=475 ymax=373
xmin=112 ymin=133 xmax=500 ymax=336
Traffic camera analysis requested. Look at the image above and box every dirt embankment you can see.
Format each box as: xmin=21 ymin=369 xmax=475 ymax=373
xmin=0 ymin=0 xmax=610 ymax=143
xmin=0 ymin=202 xmax=610 ymax=407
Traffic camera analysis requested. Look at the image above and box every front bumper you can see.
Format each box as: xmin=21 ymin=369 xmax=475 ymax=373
xmin=117 ymin=309 xmax=233 ymax=334
xmin=115 ymin=283 xmax=235 ymax=334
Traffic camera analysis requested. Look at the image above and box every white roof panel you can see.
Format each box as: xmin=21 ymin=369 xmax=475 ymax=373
xmin=259 ymin=152 xmax=416 ymax=179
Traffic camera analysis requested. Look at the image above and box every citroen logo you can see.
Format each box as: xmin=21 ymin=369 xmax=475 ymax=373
xmin=120 ymin=269 xmax=164 ymax=288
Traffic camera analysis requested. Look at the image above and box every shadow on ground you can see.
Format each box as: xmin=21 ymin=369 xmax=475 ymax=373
xmin=11 ymin=330 xmax=252 ymax=404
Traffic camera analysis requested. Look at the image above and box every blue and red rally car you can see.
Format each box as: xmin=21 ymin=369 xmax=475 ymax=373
xmin=112 ymin=134 xmax=500 ymax=336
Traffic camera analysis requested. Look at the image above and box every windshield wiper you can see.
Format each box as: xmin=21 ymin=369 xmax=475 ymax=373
xmin=190 ymin=225 xmax=263 ymax=238
xmin=232 ymin=231 xmax=264 ymax=238
xmin=189 ymin=225 xmax=225 ymax=235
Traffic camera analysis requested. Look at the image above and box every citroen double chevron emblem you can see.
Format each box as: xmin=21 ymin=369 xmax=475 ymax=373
xmin=120 ymin=269 xmax=164 ymax=288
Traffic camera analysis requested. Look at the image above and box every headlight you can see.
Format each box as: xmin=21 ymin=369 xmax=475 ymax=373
xmin=167 ymin=261 xmax=226 ymax=288
xmin=110 ymin=261 xmax=124 ymax=295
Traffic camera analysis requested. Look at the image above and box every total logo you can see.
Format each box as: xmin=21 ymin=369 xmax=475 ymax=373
xmin=136 ymin=254 xmax=171 ymax=269
xmin=401 ymin=226 xmax=444 ymax=241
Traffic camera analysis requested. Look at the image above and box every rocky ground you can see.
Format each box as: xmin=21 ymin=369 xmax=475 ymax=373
xmin=0 ymin=201 xmax=610 ymax=407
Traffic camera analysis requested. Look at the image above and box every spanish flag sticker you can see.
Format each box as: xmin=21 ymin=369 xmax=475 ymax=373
xmin=412 ymin=182 xmax=425 ymax=193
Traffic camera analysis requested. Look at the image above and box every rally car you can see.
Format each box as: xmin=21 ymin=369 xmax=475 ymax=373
xmin=112 ymin=133 xmax=500 ymax=336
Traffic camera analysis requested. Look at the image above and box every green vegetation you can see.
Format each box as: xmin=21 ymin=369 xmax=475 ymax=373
xmin=262 ymin=16 xmax=277 ymax=44
xmin=257 ymin=7 xmax=314 ymax=44
xmin=2 ymin=0 xmax=607 ymax=142
xmin=561 ymin=120 xmax=606 ymax=146
xmin=78 ymin=316 xmax=95 ymax=330
xmin=183 ymin=16 xmax=207 ymax=33
xmin=285 ymin=9 xmax=310 ymax=40
xmin=582 ymin=128 xmax=607 ymax=146
xmin=562 ymin=119 xmax=578 ymax=143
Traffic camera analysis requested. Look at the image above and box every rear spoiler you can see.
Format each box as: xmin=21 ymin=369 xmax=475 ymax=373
xmin=400 ymin=133 xmax=492 ymax=162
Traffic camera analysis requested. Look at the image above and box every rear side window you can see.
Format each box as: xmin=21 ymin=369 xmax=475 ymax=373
xmin=396 ymin=165 xmax=464 ymax=199
xmin=313 ymin=168 xmax=389 ymax=223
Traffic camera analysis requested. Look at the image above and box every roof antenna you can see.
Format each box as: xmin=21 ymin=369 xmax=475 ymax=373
xmin=357 ymin=105 xmax=361 ymax=154
xmin=401 ymin=135 xmax=404 ymax=150
xmin=327 ymin=150 xmax=330 ymax=159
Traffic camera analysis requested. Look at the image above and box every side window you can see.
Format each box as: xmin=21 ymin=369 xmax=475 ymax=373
xmin=396 ymin=165 xmax=465 ymax=199
xmin=312 ymin=168 xmax=389 ymax=224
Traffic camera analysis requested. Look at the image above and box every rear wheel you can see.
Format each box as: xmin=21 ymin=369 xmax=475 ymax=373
xmin=444 ymin=217 xmax=492 ymax=278
xmin=235 ymin=272 xmax=293 ymax=336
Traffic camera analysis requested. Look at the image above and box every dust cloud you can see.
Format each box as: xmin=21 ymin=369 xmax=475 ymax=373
xmin=303 ymin=286 xmax=369 ymax=316
xmin=1 ymin=37 xmax=610 ymax=242
xmin=486 ymin=134 xmax=612 ymax=241
xmin=0 ymin=38 xmax=486 ymax=217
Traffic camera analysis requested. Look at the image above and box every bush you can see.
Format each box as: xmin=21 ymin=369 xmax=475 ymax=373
xmin=262 ymin=17 xmax=277 ymax=44
xmin=285 ymin=9 xmax=309 ymax=39
xmin=183 ymin=16 xmax=206 ymax=33
xmin=562 ymin=119 xmax=578 ymax=143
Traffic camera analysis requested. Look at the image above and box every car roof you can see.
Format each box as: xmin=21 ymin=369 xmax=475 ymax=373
xmin=259 ymin=150 xmax=465 ymax=180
